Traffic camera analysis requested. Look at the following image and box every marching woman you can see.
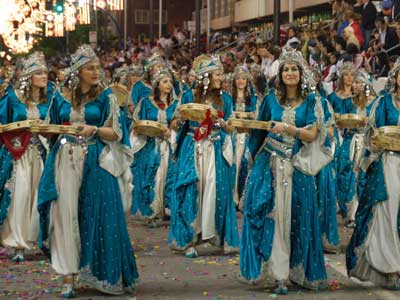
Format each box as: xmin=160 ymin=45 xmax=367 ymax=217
xmin=346 ymin=58 xmax=400 ymax=290
xmin=0 ymin=52 xmax=54 ymax=262
xmin=130 ymin=68 xmax=179 ymax=227
xmin=328 ymin=63 xmax=376 ymax=228
xmin=37 ymin=45 xmax=138 ymax=298
xmin=230 ymin=66 xmax=258 ymax=208
xmin=168 ymin=54 xmax=239 ymax=258
xmin=240 ymin=50 xmax=331 ymax=294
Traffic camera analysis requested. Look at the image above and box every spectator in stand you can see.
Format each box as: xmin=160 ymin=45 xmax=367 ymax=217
xmin=349 ymin=12 xmax=365 ymax=47
xmin=375 ymin=14 xmax=400 ymax=56
xmin=347 ymin=42 xmax=372 ymax=72
xmin=360 ymin=0 xmax=377 ymax=49
xmin=373 ymin=51 xmax=390 ymax=78
xmin=393 ymin=0 xmax=400 ymax=21
xmin=344 ymin=26 xmax=361 ymax=49
xmin=333 ymin=36 xmax=347 ymax=55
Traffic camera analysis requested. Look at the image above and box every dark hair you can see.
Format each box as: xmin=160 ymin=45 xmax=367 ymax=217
xmin=154 ymin=82 xmax=172 ymax=106
xmin=334 ymin=36 xmax=346 ymax=50
xmin=232 ymin=77 xmax=251 ymax=107
xmin=72 ymin=83 xmax=102 ymax=109
xmin=276 ymin=63 xmax=306 ymax=104
xmin=346 ymin=43 xmax=360 ymax=56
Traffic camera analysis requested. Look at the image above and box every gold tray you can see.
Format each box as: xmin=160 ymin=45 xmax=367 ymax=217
xmin=335 ymin=114 xmax=367 ymax=129
xmin=228 ymin=118 xmax=272 ymax=130
xmin=372 ymin=126 xmax=400 ymax=151
xmin=110 ymin=83 xmax=130 ymax=107
xmin=0 ymin=120 xmax=42 ymax=133
xmin=30 ymin=124 xmax=81 ymax=135
xmin=133 ymin=120 xmax=168 ymax=137
xmin=178 ymin=103 xmax=218 ymax=122
xmin=233 ymin=111 xmax=255 ymax=119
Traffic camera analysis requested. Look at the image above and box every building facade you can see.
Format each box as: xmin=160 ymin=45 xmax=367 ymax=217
xmin=115 ymin=0 xmax=195 ymax=40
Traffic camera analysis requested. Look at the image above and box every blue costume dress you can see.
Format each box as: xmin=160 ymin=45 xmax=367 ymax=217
xmin=316 ymin=98 xmax=339 ymax=247
xmin=346 ymin=93 xmax=400 ymax=286
xmin=0 ymin=83 xmax=57 ymax=251
xmin=130 ymin=97 xmax=178 ymax=220
xmin=327 ymin=92 xmax=376 ymax=220
xmin=168 ymin=90 xmax=239 ymax=251
xmin=232 ymin=92 xmax=257 ymax=208
xmin=240 ymin=90 xmax=329 ymax=289
xmin=38 ymin=88 xmax=138 ymax=293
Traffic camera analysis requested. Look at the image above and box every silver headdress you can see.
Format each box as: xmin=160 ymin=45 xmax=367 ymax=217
xmin=151 ymin=68 xmax=172 ymax=88
xmin=145 ymin=53 xmax=164 ymax=71
xmin=277 ymin=49 xmax=316 ymax=93
xmin=193 ymin=54 xmax=223 ymax=95
xmin=338 ymin=61 xmax=356 ymax=78
xmin=17 ymin=51 xmax=48 ymax=97
xmin=233 ymin=65 xmax=251 ymax=80
xmin=128 ymin=64 xmax=144 ymax=77
xmin=387 ymin=57 xmax=400 ymax=92
xmin=112 ymin=66 xmax=129 ymax=82
xmin=354 ymin=69 xmax=375 ymax=97
xmin=64 ymin=44 xmax=99 ymax=90
xmin=249 ymin=63 xmax=261 ymax=76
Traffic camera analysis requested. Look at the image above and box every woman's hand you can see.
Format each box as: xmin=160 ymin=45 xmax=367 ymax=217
xmin=268 ymin=121 xmax=285 ymax=135
xmin=78 ymin=125 xmax=98 ymax=137
xmin=163 ymin=128 xmax=171 ymax=139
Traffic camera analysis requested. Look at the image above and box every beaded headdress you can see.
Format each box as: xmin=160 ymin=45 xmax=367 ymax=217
xmin=278 ymin=49 xmax=306 ymax=70
xmin=233 ymin=65 xmax=251 ymax=80
xmin=128 ymin=64 xmax=144 ymax=77
xmin=64 ymin=44 xmax=99 ymax=90
xmin=354 ymin=68 xmax=375 ymax=97
xmin=151 ymin=68 xmax=172 ymax=88
xmin=338 ymin=61 xmax=356 ymax=78
xmin=144 ymin=53 xmax=164 ymax=72
xmin=387 ymin=56 xmax=400 ymax=91
xmin=17 ymin=51 xmax=48 ymax=97
xmin=193 ymin=54 xmax=223 ymax=95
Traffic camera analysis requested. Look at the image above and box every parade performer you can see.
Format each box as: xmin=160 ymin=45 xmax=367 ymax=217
xmin=230 ymin=66 xmax=258 ymax=208
xmin=346 ymin=58 xmax=400 ymax=290
xmin=240 ymin=50 xmax=331 ymax=294
xmin=0 ymin=52 xmax=54 ymax=262
xmin=37 ymin=45 xmax=138 ymax=298
xmin=328 ymin=64 xmax=376 ymax=228
xmin=169 ymin=54 xmax=239 ymax=258
xmin=130 ymin=68 xmax=179 ymax=227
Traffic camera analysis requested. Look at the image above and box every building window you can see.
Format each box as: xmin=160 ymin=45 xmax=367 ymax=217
xmin=135 ymin=9 xmax=149 ymax=24
xmin=153 ymin=10 xmax=168 ymax=24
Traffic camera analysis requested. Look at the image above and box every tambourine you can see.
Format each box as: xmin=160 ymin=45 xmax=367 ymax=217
xmin=177 ymin=103 xmax=218 ymax=122
xmin=0 ymin=120 xmax=42 ymax=133
xmin=371 ymin=126 xmax=400 ymax=152
xmin=110 ymin=83 xmax=130 ymax=107
xmin=133 ymin=120 xmax=168 ymax=137
xmin=30 ymin=124 xmax=81 ymax=135
xmin=233 ymin=111 xmax=255 ymax=119
xmin=335 ymin=114 xmax=367 ymax=129
xmin=228 ymin=118 xmax=272 ymax=130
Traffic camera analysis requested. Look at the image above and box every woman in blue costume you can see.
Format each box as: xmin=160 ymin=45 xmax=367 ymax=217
xmin=328 ymin=63 xmax=377 ymax=228
xmin=240 ymin=50 xmax=331 ymax=294
xmin=0 ymin=52 xmax=54 ymax=262
xmin=130 ymin=68 xmax=178 ymax=227
xmin=169 ymin=54 xmax=239 ymax=258
xmin=37 ymin=45 xmax=138 ymax=298
xmin=311 ymin=67 xmax=339 ymax=253
xmin=346 ymin=58 xmax=400 ymax=289
xmin=230 ymin=66 xmax=258 ymax=209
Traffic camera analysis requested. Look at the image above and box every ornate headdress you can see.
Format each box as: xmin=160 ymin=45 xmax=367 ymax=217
xmin=338 ymin=61 xmax=356 ymax=78
xmin=64 ymin=44 xmax=99 ymax=90
xmin=249 ymin=63 xmax=261 ymax=77
xmin=128 ymin=64 xmax=144 ymax=77
xmin=387 ymin=56 xmax=400 ymax=91
xmin=277 ymin=49 xmax=316 ymax=92
xmin=354 ymin=68 xmax=375 ymax=97
xmin=233 ymin=65 xmax=251 ymax=80
xmin=192 ymin=54 xmax=223 ymax=95
xmin=144 ymin=53 xmax=164 ymax=72
xmin=112 ymin=66 xmax=129 ymax=82
xmin=17 ymin=51 xmax=48 ymax=97
xmin=151 ymin=68 xmax=172 ymax=88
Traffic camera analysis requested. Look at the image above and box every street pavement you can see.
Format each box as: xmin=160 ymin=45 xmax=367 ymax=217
xmin=0 ymin=214 xmax=399 ymax=300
